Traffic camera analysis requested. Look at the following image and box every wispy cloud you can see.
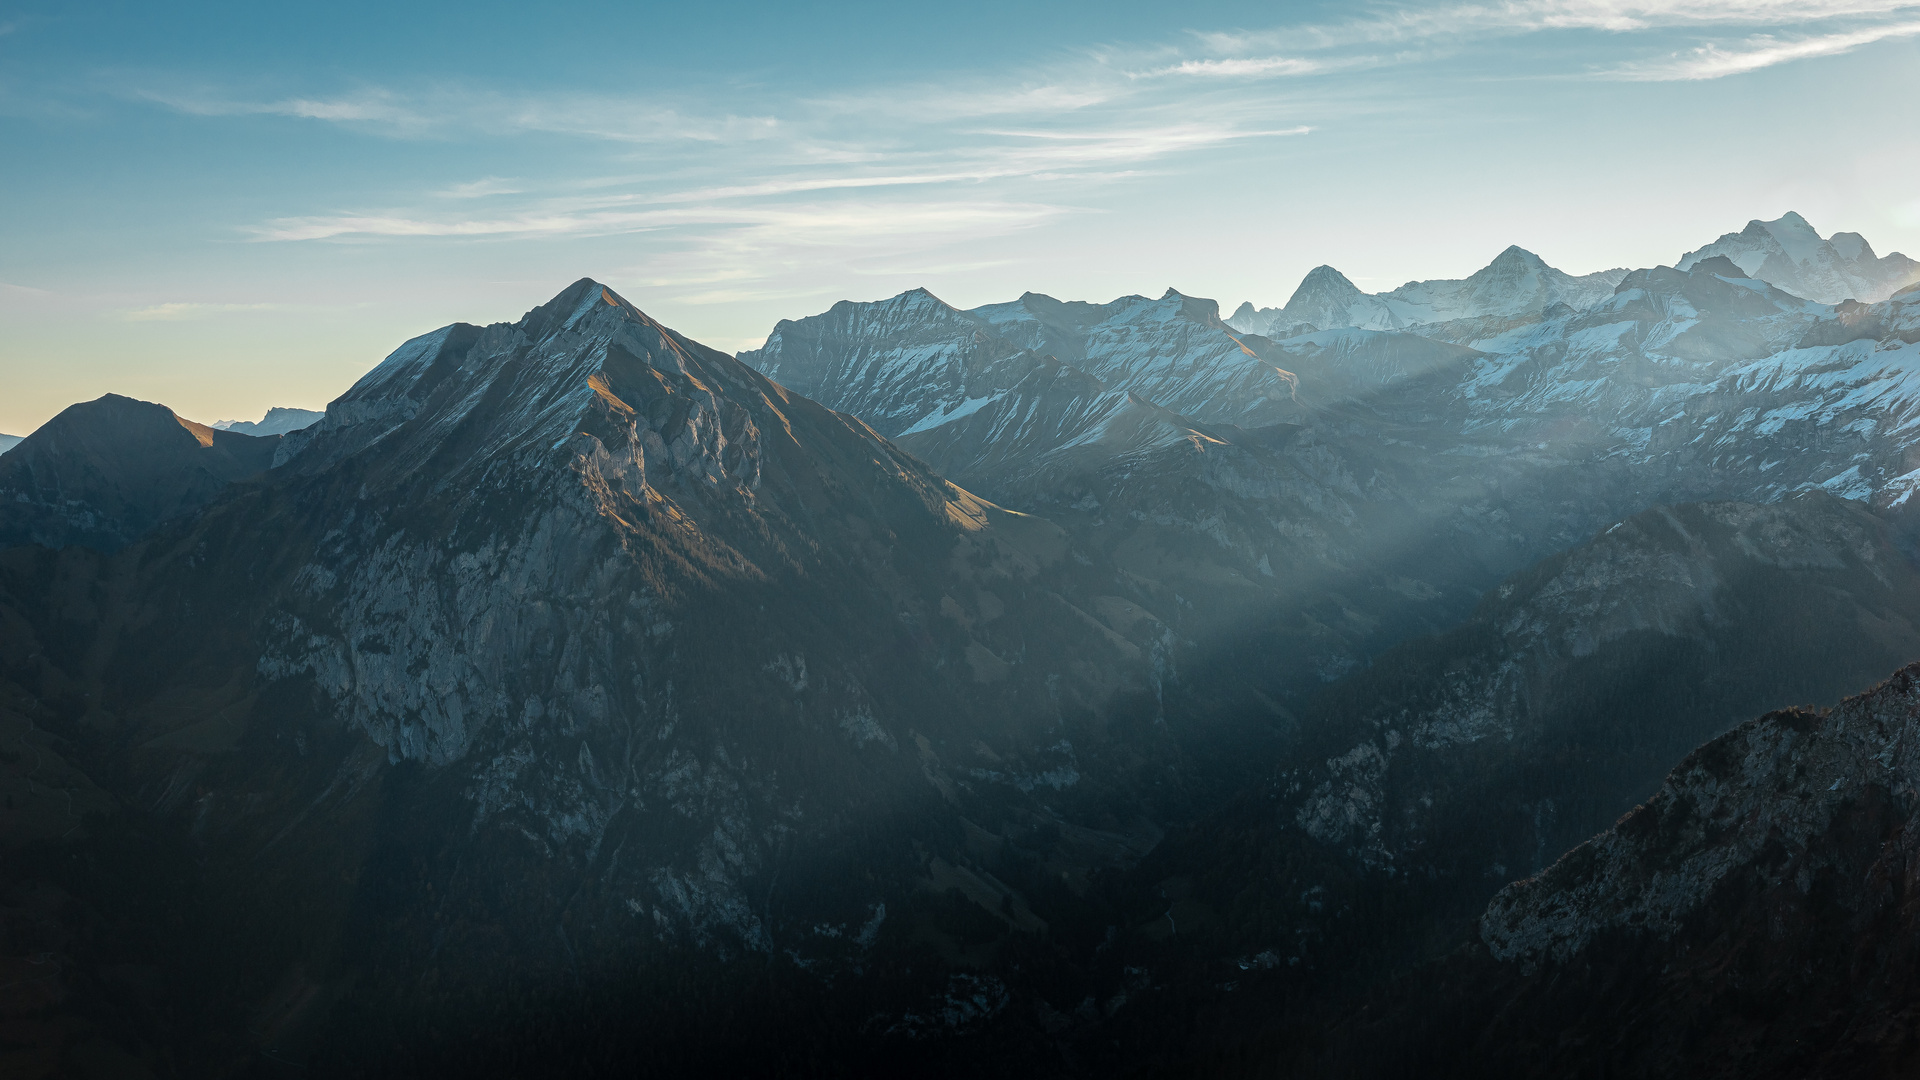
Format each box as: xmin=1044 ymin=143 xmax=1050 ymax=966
xmin=121 ymin=301 xmax=291 ymax=321
xmin=1193 ymin=0 xmax=1920 ymax=54
xmin=1149 ymin=56 xmax=1351 ymax=78
xmin=1608 ymin=17 xmax=1920 ymax=76
xmin=1169 ymin=0 xmax=1920 ymax=84
xmin=248 ymin=114 xmax=1301 ymax=245
xmin=137 ymin=85 xmax=779 ymax=143
xmin=436 ymin=176 xmax=524 ymax=199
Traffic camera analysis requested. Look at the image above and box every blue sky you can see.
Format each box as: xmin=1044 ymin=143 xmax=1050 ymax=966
xmin=3 ymin=0 xmax=1919 ymax=434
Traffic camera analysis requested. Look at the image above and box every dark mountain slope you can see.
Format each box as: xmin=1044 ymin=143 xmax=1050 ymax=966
xmin=0 ymin=394 xmax=279 ymax=551
xmin=1303 ymin=660 xmax=1920 ymax=1079
xmin=1079 ymin=492 xmax=1920 ymax=1075
xmin=0 ymin=279 xmax=1208 ymax=1073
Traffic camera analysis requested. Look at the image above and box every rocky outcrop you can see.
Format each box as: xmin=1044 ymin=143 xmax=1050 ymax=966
xmin=1483 ymin=661 xmax=1920 ymax=966
xmin=1306 ymin=661 xmax=1920 ymax=1078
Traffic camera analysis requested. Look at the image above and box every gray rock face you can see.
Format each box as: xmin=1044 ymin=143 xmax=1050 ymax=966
xmin=742 ymin=286 xmax=1303 ymax=438
xmin=0 ymin=394 xmax=279 ymax=551
xmin=0 ymin=434 xmax=21 ymax=455
xmin=1290 ymin=493 xmax=1920 ymax=874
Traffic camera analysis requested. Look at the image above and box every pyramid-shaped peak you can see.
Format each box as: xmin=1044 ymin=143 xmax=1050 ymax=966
xmin=1488 ymin=245 xmax=1549 ymax=269
xmin=515 ymin=277 xmax=650 ymax=339
xmin=541 ymin=276 xmax=628 ymax=312
xmin=1301 ymin=265 xmax=1357 ymax=287
xmin=879 ymin=286 xmax=964 ymax=314
xmin=1288 ymin=265 xmax=1363 ymax=304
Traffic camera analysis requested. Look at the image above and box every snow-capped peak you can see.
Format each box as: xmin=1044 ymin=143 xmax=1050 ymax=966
xmin=1678 ymin=212 xmax=1920 ymax=304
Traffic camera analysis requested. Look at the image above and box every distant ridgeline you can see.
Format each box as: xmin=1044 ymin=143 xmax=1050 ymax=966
xmin=211 ymin=405 xmax=323 ymax=437
xmin=4 ymin=213 xmax=1920 ymax=1076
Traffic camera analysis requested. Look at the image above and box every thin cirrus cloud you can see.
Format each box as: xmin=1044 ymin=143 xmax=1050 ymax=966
xmin=120 ymin=301 xmax=294 ymax=321
xmin=1192 ymin=0 xmax=1920 ymax=52
xmin=247 ymin=117 xmax=1303 ymax=243
xmin=437 ymin=177 xmax=525 ymax=199
xmin=1168 ymin=0 xmax=1920 ymax=81
xmin=135 ymin=85 xmax=779 ymax=144
xmin=252 ymin=198 xmax=1071 ymax=244
xmin=1607 ymin=17 xmax=1920 ymax=76
xmin=1148 ymin=55 xmax=1359 ymax=78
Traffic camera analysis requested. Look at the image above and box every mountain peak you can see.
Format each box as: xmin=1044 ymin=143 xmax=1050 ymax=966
xmin=1289 ymin=266 xmax=1360 ymax=301
xmin=279 ymin=277 xmax=755 ymax=481
xmin=1772 ymin=209 xmax=1815 ymax=232
xmin=0 ymin=393 xmax=279 ymax=550
xmin=1489 ymin=245 xmax=1548 ymax=269
xmin=1680 ymin=211 xmax=1916 ymax=303
xmin=517 ymin=277 xmax=644 ymax=339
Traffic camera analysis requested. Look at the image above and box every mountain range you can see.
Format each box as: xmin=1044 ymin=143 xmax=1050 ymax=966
xmin=6 ymin=213 xmax=1920 ymax=1075
xmin=1224 ymin=212 xmax=1918 ymax=340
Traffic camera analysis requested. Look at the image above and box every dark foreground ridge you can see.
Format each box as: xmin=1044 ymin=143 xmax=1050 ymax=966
xmin=1286 ymin=661 xmax=1920 ymax=1078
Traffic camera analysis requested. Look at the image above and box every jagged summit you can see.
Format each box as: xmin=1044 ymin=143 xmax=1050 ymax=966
xmin=0 ymin=392 xmax=280 ymax=550
xmin=744 ymin=281 xmax=1300 ymax=440
xmin=1678 ymin=211 xmax=1920 ymax=303
xmin=275 ymin=276 xmax=779 ymax=499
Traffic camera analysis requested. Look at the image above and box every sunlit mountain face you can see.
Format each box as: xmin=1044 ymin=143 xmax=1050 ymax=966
xmin=8 ymin=207 xmax=1920 ymax=1075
